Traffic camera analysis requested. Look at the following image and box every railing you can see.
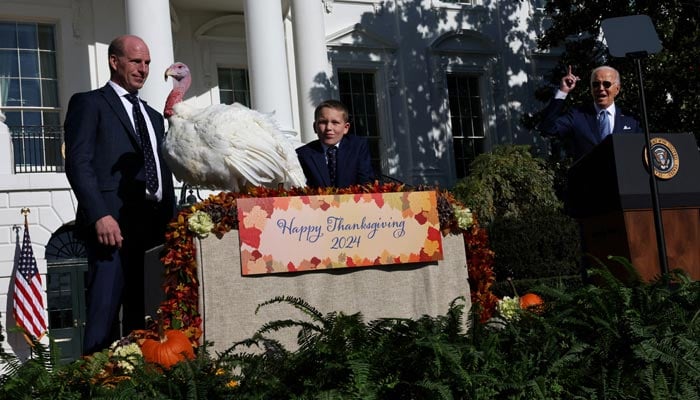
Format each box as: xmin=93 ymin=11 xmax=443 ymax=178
xmin=9 ymin=125 xmax=65 ymax=173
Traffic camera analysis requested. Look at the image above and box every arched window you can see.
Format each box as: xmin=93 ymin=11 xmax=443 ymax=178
xmin=45 ymin=224 xmax=86 ymax=262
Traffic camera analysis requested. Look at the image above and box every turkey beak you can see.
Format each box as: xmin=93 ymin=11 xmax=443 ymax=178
xmin=165 ymin=67 xmax=174 ymax=81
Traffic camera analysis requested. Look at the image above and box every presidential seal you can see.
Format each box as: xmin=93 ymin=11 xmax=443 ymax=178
xmin=643 ymin=137 xmax=679 ymax=179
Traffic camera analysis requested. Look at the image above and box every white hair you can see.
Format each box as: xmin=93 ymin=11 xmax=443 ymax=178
xmin=590 ymin=66 xmax=621 ymax=84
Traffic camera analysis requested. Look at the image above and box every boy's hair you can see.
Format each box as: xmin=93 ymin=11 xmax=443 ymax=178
xmin=314 ymin=99 xmax=350 ymax=122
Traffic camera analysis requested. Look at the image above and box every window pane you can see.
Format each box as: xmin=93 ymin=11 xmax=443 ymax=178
xmin=338 ymin=72 xmax=350 ymax=90
xmin=6 ymin=77 xmax=20 ymax=106
xmin=17 ymin=24 xmax=37 ymax=49
xmin=217 ymin=67 xmax=249 ymax=107
xmin=43 ymin=110 xmax=60 ymax=125
xmin=453 ymin=137 xmax=465 ymax=158
xmin=0 ymin=23 xmax=17 ymax=48
xmin=5 ymin=110 xmax=20 ymax=126
xmin=40 ymin=52 xmax=56 ymax=78
xmin=42 ymin=80 xmax=58 ymax=107
xmin=24 ymin=110 xmax=41 ymax=125
xmin=339 ymin=93 xmax=351 ymax=109
xmin=218 ymin=69 xmax=232 ymax=90
xmin=219 ymin=91 xmax=233 ymax=104
xmin=0 ymin=50 xmax=19 ymax=76
xmin=21 ymin=78 xmax=41 ymax=106
xmin=363 ymin=73 xmax=375 ymax=91
xmin=337 ymin=70 xmax=381 ymax=175
xmin=37 ymin=24 xmax=54 ymax=51
xmin=233 ymin=90 xmax=249 ymax=107
xmin=44 ymin=126 xmax=63 ymax=167
xmin=366 ymin=115 xmax=378 ymax=136
xmin=352 ymin=94 xmax=365 ymax=117
xmin=13 ymin=133 xmax=24 ymax=164
xmin=350 ymin=73 xmax=363 ymax=92
xmin=447 ymin=73 xmax=484 ymax=179
xmin=232 ymin=70 xmax=245 ymax=89
xmin=19 ymin=50 xmax=39 ymax=77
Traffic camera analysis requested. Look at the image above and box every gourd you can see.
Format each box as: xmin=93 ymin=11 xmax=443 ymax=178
xmin=140 ymin=311 xmax=195 ymax=369
xmin=508 ymin=278 xmax=544 ymax=312
xmin=519 ymin=292 xmax=544 ymax=310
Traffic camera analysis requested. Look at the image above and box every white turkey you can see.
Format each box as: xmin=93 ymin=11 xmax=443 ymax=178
xmin=162 ymin=62 xmax=307 ymax=192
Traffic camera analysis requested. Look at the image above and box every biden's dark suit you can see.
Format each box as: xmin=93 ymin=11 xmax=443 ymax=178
xmin=296 ymin=134 xmax=375 ymax=188
xmin=538 ymin=98 xmax=641 ymax=160
xmin=64 ymin=83 xmax=175 ymax=354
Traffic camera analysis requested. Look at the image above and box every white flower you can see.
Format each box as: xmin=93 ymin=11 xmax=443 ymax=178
xmin=111 ymin=342 xmax=143 ymax=373
xmin=454 ymin=206 xmax=474 ymax=230
xmin=188 ymin=210 xmax=214 ymax=238
xmin=497 ymin=296 xmax=521 ymax=321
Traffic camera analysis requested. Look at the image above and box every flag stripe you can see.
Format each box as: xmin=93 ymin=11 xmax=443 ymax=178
xmin=14 ymin=277 xmax=47 ymax=337
xmin=12 ymin=224 xmax=48 ymax=339
xmin=15 ymin=277 xmax=46 ymax=338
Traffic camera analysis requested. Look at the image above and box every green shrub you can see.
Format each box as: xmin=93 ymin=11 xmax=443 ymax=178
xmin=452 ymin=144 xmax=581 ymax=283
xmin=488 ymin=205 xmax=582 ymax=282
xmin=452 ymin=144 xmax=560 ymax=227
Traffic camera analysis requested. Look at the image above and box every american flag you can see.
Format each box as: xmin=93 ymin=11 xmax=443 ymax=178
xmin=13 ymin=223 xmax=48 ymax=339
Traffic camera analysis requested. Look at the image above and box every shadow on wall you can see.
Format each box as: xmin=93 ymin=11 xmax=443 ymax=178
xmin=307 ymin=0 xmax=550 ymax=185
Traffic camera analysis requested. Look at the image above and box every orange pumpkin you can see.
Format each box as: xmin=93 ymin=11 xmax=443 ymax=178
xmin=141 ymin=328 xmax=194 ymax=369
xmin=519 ymin=293 xmax=544 ymax=311
xmin=140 ymin=310 xmax=195 ymax=369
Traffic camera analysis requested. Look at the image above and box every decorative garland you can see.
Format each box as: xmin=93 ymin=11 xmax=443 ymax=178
xmin=158 ymin=182 xmax=497 ymax=343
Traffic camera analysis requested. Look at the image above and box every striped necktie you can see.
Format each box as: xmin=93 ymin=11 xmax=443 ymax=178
xmin=125 ymin=93 xmax=159 ymax=194
xmin=326 ymin=146 xmax=337 ymax=187
xmin=598 ymin=109 xmax=611 ymax=140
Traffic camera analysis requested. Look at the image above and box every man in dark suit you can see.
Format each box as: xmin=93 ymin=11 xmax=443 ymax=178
xmin=296 ymin=99 xmax=375 ymax=188
xmin=538 ymin=65 xmax=641 ymax=160
xmin=64 ymin=35 xmax=175 ymax=354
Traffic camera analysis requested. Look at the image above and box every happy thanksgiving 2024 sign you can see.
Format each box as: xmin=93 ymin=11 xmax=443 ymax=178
xmin=236 ymin=191 xmax=443 ymax=275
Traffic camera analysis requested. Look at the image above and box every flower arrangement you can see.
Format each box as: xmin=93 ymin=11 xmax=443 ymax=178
xmin=496 ymin=296 xmax=521 ymax=322
xmin=187 ymin=210 xmax=214 ymax=238
xmin=157 ymin=182 xmax=497 ymax=343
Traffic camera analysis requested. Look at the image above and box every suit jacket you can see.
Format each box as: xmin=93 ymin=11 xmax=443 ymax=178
xmin=296 ymin=134 xmax=375 ymax=188
xmin=538 ymin=98 xmax=641 ymax=160
xmin=64 ymin=83 xmax=175 ymax=238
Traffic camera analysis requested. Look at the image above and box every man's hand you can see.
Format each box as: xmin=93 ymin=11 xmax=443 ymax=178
xmin=95 ymin=215 xmax=123 ymax=248
xmin=560 ymin=65 xmax=580 ymax=93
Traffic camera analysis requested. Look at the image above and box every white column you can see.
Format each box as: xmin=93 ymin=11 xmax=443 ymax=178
xmin=0 ymin=113 xmax=11 ymax=175
xmin=291 ymin=0 xmax=333 ymax=143
xmin=243 ymin=0 xmax=296 ymax=138
xmin=124 ymin=0 xmax=174 ymax=115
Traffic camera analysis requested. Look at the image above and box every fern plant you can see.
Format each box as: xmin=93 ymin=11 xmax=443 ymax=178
xmin=503 ymin=257 xmax=700 ymax=399
xmin=1 ymin=267 xmax=698 ymax=399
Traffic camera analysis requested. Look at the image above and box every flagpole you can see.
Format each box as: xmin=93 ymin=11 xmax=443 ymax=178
xmin=21 ymin=207 xmax=29 ymax=227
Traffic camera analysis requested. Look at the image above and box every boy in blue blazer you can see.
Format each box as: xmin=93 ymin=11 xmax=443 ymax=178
xmin=296 ymin=100 xmax=375 ymax=188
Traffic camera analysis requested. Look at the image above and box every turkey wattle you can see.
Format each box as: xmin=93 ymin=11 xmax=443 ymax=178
xmin=162 ymin=62 xmax=307 ymax=192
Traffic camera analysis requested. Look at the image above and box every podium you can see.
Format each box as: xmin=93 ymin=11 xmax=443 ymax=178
xmin=567 ymin=133 xmax=700 ymax=280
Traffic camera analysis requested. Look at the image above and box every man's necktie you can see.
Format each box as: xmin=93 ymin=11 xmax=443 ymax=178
xmin=125 ymin=93 xmax=159 ymax=194
xmin=598 ymin=109 xmax=611 ymax=140
xmin=326 ymin=146 xmax=337 ymax=187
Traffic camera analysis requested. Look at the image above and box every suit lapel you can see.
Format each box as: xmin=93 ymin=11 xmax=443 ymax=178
xmin=612 ymin=106 xmax=627 ymax=134
xmin=336 ymin=137 xmax=352 ymax=186
xmin=584 ymin=104 xmax=599 ymax=139
xmin=100 ymin=84 xmax=143 ymax=149
xmin=309 ymin=142 xmax=331 ymax=186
